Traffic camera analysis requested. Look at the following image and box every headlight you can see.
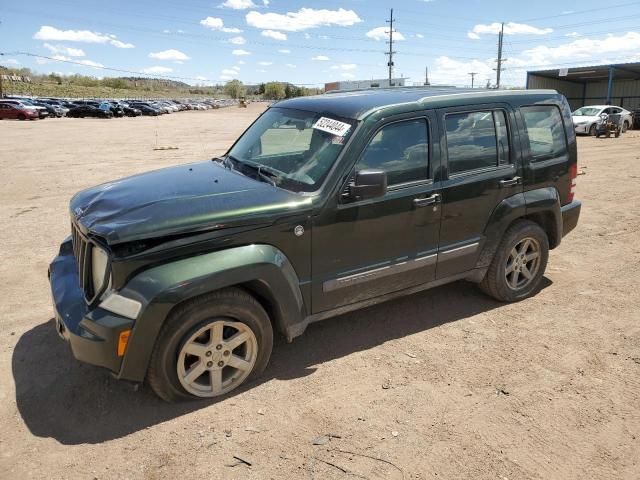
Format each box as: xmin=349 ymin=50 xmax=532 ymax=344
xmin=91 ymin=245 xmax=109 ymax=294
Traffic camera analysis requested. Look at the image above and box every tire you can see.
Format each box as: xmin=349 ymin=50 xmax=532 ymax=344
xmin=588 ymin=124 xmax=597 ymax=136
xmin=622 ymin=121 xmax=629 ymax=132
xmin=479 ymin=220 xmax=549 ymax=302
xmin=18 ymin=114 xmax=26 ymax=121
xmin=147 ymin=288 xmax=273 ymax=402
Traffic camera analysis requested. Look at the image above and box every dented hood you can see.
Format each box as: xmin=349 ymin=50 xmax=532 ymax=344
xmin=70 ymin=160 xmax=309 ymax=245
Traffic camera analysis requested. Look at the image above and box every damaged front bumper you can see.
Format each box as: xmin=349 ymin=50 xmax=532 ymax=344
xmin=49 ymin=238 xmax=133 ymax=374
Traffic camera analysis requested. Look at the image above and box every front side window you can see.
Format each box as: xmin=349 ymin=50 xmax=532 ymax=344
xmin=227 ymin=107 xmax=355 ymax=192
xmin=356 ymin=119 xmax=429 ymax=186
xmin=445 ymin=110 xmax=511 ymax=175
xmin=521 ymin=105 xmax=568 ymax=161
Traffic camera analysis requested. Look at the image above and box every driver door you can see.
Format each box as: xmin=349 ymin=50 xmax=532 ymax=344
xmin=311 ymin=113 xmax=442 ymax=313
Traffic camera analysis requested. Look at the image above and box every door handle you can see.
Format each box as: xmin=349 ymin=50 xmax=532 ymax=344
xmin=499 ymin=176 xmax=521 ymax=188
xmin=413 ymin=194 xmax=441 ymax=208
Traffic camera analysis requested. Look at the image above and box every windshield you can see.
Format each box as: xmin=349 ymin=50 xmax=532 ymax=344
xmin=573 ymin=107 xmax=601 ymax=116
xmin=227 ymin=107 xmax=355 ymax=192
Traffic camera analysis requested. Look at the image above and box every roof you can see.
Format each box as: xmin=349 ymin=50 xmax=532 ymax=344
xmin=274 ymin=87 xmax=558 ymax=120
xmin=528 ymin=62 xmax=640 ymax=83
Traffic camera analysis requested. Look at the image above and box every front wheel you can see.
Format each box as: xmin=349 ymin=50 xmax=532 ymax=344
xmin=589 ymin=124 xmax=597 ymax=136
xmin=18 ymin=114 xmax=26 ymax=121
xmin=479 ymin=220 xmax=549 ymax=302
xmin=147 ymin=288 xmax=273 ymax=402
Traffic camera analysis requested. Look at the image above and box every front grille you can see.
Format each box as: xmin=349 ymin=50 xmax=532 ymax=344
xmin=71 ymin=222 xmax=93 ymax=301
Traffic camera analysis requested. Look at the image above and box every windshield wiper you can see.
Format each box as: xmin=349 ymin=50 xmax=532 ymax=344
xmin=223 ymin=156 xmax=279 ymax=187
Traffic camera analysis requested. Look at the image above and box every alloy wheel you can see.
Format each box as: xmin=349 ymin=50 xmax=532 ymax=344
xmin=505 ymin=237 xmax=541 ymax=290
xmin=177 ymin=320 xmax=258 ymax=397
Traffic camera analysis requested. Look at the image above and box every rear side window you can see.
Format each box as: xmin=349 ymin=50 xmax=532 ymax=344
xmin=521 ymin=105 xmax=568 ymax=161
xmin=357 ymin=119 xmax=429 ymax=185
xmin=445 ymin=110 xmax=511 ymax=175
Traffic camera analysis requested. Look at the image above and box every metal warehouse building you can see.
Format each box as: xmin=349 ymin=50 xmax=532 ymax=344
xmin=526 ymin=62 xmax=640 ymax=111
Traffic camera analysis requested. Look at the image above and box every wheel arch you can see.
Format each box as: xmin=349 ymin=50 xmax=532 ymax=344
xmin=476 ymin=188 xmax=561 ymax=271
xmin=115 ymin=244 xmax=307 ymax=382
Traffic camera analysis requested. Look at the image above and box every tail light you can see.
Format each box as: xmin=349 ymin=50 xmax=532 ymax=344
xmin=568 ymin=162 xmax=577 ymax=203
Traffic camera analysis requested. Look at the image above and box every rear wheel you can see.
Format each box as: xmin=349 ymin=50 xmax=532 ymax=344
xmin=479 ymin=220 xmax=549 ymax=302
xmin=588 ymin=124 xmax=597 ymax=136
xmin=147 ymin=288 xmax=273 ymax=402
xmin=623 ymin=120 xmax=629 ymax=132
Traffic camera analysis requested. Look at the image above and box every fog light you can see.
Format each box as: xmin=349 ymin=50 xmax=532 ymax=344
xmin=118 ymin=329 xmax=131 ymax=357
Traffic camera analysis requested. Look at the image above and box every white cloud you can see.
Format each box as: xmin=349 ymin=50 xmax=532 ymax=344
xmin=200 ymin=17 xmax=224 ymax=30
xmin=80 ymin=59 xmax=104 ymax=68
xmin=258 ymin=61 xmax=273 ymax=66
xmin=222 ymin=27 xmax=243 ymax=33
xmin=149 ymin=49 xmax=190 ymax=61
xmin=246 ymin=8 xmax=362 ymax=32
xmin=221 ymin=0 xmax=256 ymax=9
xmin=330 ymin=63 xmax=357 ymax=71
xmin=430 ymin=56 xmax=495 ymax=86
xmin=416 ymin=33 xmax=424 ymax=39
xmin=468 ymin=22 xmax=553 ymax=39
xmin=229 ymin=36 xmax=246 ymax=45
xmin=286 ymin=63 xmax=296 ymax=68
xmin=341 ymin=72 xmax=356 ymax=78
xmin=257 ymin=69 xmax=267 ymax=73
xmin=142 ymin=66 xmax=173 ymax=74
xmin=4 ymin=58 xmax=20 ymax=65
xmin=162 ymin=29 xmax=171 ymax=34
xmin=43 ymin=43 xmax=85 ymax=57
xmin=566 ymin=32 xmax=582 ymax=38
xmin=222 ymin=68 xmax=239 ymax=75
xmin=262 ymin=30 xmax=287 ymax=41
xmin=366 ymin=27 xmax=406 ymax=41
xmin=278 ymin=49 xmax=291 ymax=54
xmin=304 ymin=33 xmax=311 ymax=39
xmin=220 ymin=74 xmax=234 ymax=81
xmin=231 ymin=65 xmax=241 ymax=71
xmin=34 ymin=25 xmax=134 ymax=48
xmin=312 ymin=55 xmax=330 ymax=61
xmin=232 ymin=49 xmax=251 ymax=55
xmin=237 ymin=60 xmax=246 ymax=65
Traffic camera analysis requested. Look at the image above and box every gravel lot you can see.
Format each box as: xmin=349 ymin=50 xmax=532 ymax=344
xmin=0 ymin=104 xmax=638 ymax=479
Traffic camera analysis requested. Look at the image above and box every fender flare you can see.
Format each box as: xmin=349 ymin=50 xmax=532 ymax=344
xmin=476 ymin=187 xmax=561 ymax=271
xmin=116 ymin=244 xmax=306 ymax=382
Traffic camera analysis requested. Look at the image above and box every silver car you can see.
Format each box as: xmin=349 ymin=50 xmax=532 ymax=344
xmin=572 ymin=105 xmax=633 ymax=135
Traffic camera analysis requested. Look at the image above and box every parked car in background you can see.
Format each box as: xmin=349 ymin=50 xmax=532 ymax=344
xmin=0 ymin=103 xmax=39 ymax=120
xmin=129 ymin=103 xmax=161 ymax=116
xmin=0 ymin=99 xmax=49 ymax=119
xmin=67 ymin=104 xmax=113 ymax=118
xmin=572 ymin=105 xmax=634 ymax=135
xmin=119 ymin=103 xmax=142 ymax=117
xmin=32 ymin=101 xmax=65 ymax=118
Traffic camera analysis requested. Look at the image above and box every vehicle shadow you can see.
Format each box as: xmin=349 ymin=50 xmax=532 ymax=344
xmin=13 ymin=278 xmax=551 ymax=445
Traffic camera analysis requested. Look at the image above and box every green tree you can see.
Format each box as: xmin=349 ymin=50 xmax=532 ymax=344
xmin=264 ymin=81 xmax=285 ymax=100
xmin=224 ymin=79 xmax=245 ymax=99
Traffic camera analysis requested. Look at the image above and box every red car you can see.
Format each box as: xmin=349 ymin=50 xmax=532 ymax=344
xmin=0 ymin=103 xmax=39 ymax=120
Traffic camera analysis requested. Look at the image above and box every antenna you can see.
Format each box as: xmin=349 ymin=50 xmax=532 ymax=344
xmin=385 ymin=9 xmax=397 ymax=86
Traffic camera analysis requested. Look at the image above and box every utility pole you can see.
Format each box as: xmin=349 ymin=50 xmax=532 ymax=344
xmin=495 ymin=22 xmax=505 ymax=89
xmin=424 ymin=67 xmax=430 ymax=86
xmin=385 ymin=8 xmax=396 ymax=86
xmin=468 ymin=72 xmax=477 ymax=88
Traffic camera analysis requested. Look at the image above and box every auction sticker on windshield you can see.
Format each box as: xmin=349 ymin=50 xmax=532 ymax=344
xmin=313 ymin=117 xmax=352 ymax=137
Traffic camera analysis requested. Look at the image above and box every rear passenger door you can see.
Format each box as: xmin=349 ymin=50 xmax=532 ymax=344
xmin=436 ymin=104 xmax=524 ymax=279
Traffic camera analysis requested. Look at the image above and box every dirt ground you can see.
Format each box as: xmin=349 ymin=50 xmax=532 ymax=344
xmin=0 ymin=104 xmax=638 ymax=480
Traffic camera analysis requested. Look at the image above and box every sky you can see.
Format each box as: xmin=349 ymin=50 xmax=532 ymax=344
xmin=2 ymin=0 xmax=640 ymax=87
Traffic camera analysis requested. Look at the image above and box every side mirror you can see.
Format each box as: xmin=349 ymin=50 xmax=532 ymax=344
xmin=349 ymin=169 xmax=387 ymax=201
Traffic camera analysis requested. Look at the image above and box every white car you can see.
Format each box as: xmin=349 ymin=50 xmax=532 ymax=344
xmin=572 ymin=105 xmax=633 ymax=135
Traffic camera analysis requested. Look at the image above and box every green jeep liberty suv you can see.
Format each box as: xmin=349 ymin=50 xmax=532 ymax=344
xmin=49 ymin=88 xmax=581 ymax=401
